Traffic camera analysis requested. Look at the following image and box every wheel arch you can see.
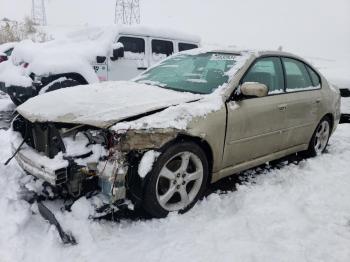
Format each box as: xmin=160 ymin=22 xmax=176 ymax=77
xmin=322 ymin=113 xmax=334 ymax=131
xmin=171 ymin=134 xmax=214 ymax=184
xmin=40 ymin=72 xmax=89 ymax=87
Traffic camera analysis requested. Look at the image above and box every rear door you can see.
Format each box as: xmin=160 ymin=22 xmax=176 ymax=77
xmin=280 ymin=57 xmax=322 ymax=148
xmin=108 ymin=35 xmax=149 ymax=81
xmin=223 ymin=56 xmax=287 ymax=167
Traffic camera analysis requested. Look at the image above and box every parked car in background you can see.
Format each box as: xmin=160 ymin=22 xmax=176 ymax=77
xmin=0 ymin=26 xmax=200 ymax=105
xmin=340 ymin=87 xmax=350 ymax=123
xmin=10 ymin=49 xmax=340 ymax=218
xmin=0 ymin=42 xmax=16 ymax=63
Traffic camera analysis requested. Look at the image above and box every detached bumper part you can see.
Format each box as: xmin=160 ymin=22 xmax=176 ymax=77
xmin=12 ymin=144 xmax=68 ymax=186
xmin=37 ymin=202 xmax=77 ymax=245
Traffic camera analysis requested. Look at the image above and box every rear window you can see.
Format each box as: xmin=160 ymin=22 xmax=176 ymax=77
xmin=179 ymin=43 xmax=198 ymax=52
xmin=118 ymin=36 xmax=145 ymax=53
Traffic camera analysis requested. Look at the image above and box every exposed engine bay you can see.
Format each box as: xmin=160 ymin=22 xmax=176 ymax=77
xmin=11 ymin=115 xmax=131 ymax=205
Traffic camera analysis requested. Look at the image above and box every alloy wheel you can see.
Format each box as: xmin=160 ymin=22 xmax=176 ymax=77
xmin=156 ymin=151 xmax=204 ymax=212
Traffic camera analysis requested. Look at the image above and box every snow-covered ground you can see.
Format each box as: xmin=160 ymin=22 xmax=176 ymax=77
xmin=0 ymin=114 xmax=350 ymax=261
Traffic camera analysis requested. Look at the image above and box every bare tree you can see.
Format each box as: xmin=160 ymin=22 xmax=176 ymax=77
xmin=0 ymin=17 xmax=50 ymax=44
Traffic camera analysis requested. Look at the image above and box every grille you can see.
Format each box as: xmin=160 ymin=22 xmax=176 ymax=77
xmin=13 ymin=117 xmax=64 ymax=159
xmin=55 ymin=168 xmax=68 ymax=185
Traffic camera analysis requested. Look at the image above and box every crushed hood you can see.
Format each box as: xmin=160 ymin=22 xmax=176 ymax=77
xmin=17 ymin=81 xmax=202 ymax=128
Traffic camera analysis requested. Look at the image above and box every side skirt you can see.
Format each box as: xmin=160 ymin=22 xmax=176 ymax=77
xmin=211 ymin=144 xmax=308 ymax=183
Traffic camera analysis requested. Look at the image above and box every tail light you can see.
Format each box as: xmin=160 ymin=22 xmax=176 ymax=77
xmin=0 ymin=55 xmax=8 ymax=63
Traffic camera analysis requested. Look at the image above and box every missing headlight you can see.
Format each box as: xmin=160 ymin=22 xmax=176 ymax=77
xmin=83 ymin=130 xmax=108 ymax=146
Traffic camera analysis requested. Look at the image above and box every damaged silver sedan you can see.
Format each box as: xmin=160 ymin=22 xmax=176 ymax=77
xmin=10 ymin=49 xmax=341 ymax=218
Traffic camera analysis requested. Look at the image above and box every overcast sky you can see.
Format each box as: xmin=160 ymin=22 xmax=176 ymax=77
xmin=1 ymin=0 xmax=350 ymax=63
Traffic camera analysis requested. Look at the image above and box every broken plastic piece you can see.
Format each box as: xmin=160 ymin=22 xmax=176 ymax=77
xmin=37 ymin=202 xmax=77 ymax=245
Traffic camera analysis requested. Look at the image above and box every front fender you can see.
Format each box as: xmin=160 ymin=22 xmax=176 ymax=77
xmin=116 ymin=128 xmax=179 ymax=152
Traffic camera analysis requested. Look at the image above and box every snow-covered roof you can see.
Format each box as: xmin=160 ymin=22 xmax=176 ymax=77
xmin=117 ymin=25 xmax=201 ymax=43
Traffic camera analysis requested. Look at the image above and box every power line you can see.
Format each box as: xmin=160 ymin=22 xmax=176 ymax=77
xmin=31 ymin=0 xmax=47 ymax=26
xmin=115 ymin=0 xmax=140 ymax=25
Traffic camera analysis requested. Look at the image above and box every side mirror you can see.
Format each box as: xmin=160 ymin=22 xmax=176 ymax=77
xmin=240 ymin=82 xmax=268 ymax=98
xmin=111 ymin=42 xmax=124 ymax=61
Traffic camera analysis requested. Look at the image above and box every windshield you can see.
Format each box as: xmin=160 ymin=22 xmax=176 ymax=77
xmin=135 ymin=52 xmax=239 ymax=94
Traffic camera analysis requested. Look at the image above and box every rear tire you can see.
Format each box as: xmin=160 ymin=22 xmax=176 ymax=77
xmin=303 ymin=117 xmax=331 ymax=158
xmin=142 ymin=142 xmax=209 ymax=218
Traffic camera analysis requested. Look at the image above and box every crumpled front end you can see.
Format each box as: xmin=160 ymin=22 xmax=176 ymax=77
xmin=11 ymin=115 xmax=129 ymax=204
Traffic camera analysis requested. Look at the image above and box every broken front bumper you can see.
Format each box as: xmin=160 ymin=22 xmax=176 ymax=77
xmin=11 ymin=130 xmax=128 ymax=203
xmin=11 ymin=136 xmax=69 ymax=186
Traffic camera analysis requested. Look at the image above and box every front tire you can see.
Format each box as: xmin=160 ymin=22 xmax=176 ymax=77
xmin=142 ymin=142 xmax=209 ymax=218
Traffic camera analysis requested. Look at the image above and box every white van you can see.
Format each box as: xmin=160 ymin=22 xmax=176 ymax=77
xmin=95 ymin=26 xmax=200 ymax=82
xmin=0 ymin=25 xmax=200 ymax=105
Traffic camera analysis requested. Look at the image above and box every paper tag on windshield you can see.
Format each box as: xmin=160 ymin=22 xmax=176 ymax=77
xmin=210 ymin=54 xmax=236 ymax=61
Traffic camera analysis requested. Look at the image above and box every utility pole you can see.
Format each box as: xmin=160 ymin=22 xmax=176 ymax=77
xmin=114 ymin=0 xmax=140 ymax=25
xmin=31 ymin=0 xmax=47 ymax=26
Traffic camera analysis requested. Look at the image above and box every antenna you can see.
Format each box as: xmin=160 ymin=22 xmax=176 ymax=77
xmin=115 ymin=0 xmax=140 ymax=25
xmin=31 ymin=0 xmax=47 ymax=26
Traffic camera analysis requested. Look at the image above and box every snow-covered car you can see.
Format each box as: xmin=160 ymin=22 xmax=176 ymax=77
xmin=0 ymin=42 xmax=16 ymax=63
xmin=10 ymin=49 xmax=340 ymax=218
xmin=0 ymin=26 xmax=200 ymax=105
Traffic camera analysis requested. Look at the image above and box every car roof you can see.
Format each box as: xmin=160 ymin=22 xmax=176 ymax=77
xmin=183 ymin=47 xmax=310 ymax=64
xmin=117 ymin=25 xmax=201 ymax=43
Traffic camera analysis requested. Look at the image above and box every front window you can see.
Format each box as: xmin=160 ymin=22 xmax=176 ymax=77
xmin=135 ymin=52 xmax=239 ymax=94
xmin=242 ymin=57 xmax=284 ymax=94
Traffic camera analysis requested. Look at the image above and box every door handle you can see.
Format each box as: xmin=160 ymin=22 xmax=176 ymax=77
xmin=315 ymin=98 xmax=321 ymax=104
xmin=278 ymin=104 xmax=287 ymax=111
xmin=137 ymin=67 xmax=147 ymax=70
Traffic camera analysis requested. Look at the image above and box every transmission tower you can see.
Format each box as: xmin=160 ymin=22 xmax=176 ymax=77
xmin=31 ymin=0 xmax=47 ymax=26
xmin=114 ymin=0 xmax=140 ymax=25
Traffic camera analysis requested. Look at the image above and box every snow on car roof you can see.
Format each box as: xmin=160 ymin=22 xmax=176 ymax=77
xmin=117 ymin=25 xmax=201 ymax=43
xmin=10 ymin=25 xmax=200 ymax=65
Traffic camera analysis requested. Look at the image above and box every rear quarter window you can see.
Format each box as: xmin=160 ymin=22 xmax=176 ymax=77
xmin=306 ymin=65 xmax=321 ymax=87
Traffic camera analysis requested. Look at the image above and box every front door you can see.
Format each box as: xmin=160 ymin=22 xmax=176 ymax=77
xmin=108 ymin=36 xmax=149 ymax=81
xmin=223 ymin=57 xmax=287 ymax=167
